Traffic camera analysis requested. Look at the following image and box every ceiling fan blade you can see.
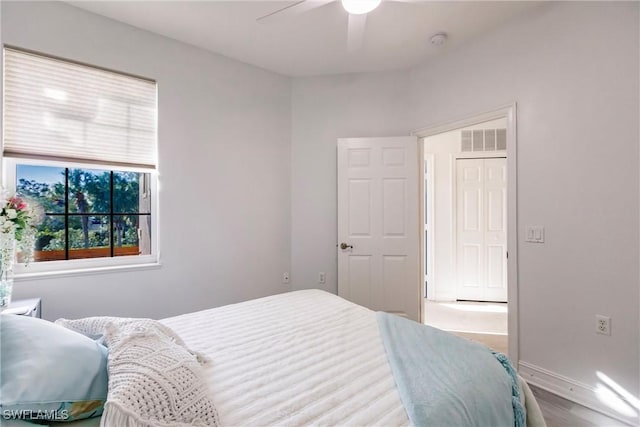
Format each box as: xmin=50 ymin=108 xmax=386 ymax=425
xmin=257 ymin=0 xmax=335 ymax=24
xmin=347 ymin=13 xmax=367 ymax=51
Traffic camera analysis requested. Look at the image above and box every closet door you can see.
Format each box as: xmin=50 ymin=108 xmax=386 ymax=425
xmin=456 ymin=158 xmax=507 ymax=302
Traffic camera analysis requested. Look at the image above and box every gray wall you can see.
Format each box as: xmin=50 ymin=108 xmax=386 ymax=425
xmin=290 ymin=71 xmax=411 ymax=292
xmin=406 ymin=1 xmax=639 ymax=396
xmin=2 ymin=1 xmax=293 ymax=320
xmin=291 ymin=1 xmax=639 ymax=401
xmin=3 ymin=0 xmax=638 ymax=412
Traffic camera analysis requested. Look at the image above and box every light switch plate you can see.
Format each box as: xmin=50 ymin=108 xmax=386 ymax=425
xmin=525 ymin=226 xmax=544 ymax=243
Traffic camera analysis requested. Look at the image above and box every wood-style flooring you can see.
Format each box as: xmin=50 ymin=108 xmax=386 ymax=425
xmin=530 ymin=385 xmax=630 ymax=427
xmin=450 ymin=331 xmax=508 ymax=354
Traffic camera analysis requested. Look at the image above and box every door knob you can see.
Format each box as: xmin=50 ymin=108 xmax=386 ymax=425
xmin=340 ymin=243 xmax=353 ymax=250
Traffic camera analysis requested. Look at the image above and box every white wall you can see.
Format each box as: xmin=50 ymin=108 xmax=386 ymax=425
xmin=424 ymin=131 xmax=458 ymax=301
xmin=290 ymin=71 xmax=412 ymax=292
xmin=292 ymin=0 xmax=639 ymax=406
xmin=2 ymin=1 xmax=292 ymax=321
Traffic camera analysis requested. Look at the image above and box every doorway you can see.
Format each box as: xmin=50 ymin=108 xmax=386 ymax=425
xmin=415 ymin=107 xmax=517 ymax=359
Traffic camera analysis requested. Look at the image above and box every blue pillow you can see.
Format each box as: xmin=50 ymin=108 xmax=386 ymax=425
xmin=0 ymin=314 xmax=108 ymax=422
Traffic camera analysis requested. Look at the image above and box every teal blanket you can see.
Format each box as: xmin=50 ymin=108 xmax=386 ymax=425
xmin=376 ymin=312 xmax=525 ymax=427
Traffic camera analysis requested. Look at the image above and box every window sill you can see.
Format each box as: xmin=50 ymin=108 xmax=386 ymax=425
xmin=14 ymin=262 xmax=162 ymax=282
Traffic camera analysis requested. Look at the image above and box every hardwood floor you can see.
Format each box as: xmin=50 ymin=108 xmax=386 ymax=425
xmin=449 ymin=331 xmax=508 ymax=354
xmin=530 ymin=385 xmax=629 ymax=427
xmin=423 ymin=300 xmax=507 ymax=334
xmin=424 ymin=300 xmax=509 ymax=354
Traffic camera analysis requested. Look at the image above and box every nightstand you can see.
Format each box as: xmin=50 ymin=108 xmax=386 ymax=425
xmin=2 ymin=298 xmax=41 ymax=318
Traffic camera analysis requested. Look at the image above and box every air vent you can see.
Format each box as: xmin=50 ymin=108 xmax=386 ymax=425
xmin=484 ymin=129 xmax=496 ymax=151
xmin=461 ymin=131 xmax=472 ymax=152
xmin=461 ymin=128 xmax=507 ymax=152
xmin=496 ymin=129 xmax=507 ymax=150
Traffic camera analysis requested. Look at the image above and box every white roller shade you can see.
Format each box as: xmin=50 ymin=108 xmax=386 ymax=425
xmin=3 ymin=48 xmax=157 ymax=169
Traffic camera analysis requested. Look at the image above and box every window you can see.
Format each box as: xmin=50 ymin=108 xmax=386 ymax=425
xmin=3 ymin=47 xmax=158 ymax=274
xmin=16 ymin=164 xmax=151 ymax=262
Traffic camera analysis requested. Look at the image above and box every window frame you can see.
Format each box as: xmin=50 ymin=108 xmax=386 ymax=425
xmin=3 ymin=156 xmax=160 ymax=278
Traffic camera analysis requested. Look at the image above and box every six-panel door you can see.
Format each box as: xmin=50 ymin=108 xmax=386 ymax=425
xmin=337 ymin=137 xmax=420 ymax=321
xmin=456 ymin=158 xmax=507 ymax=302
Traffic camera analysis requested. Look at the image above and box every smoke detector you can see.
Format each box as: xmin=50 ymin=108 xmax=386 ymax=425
xmin=430 ymin=32 xmax=448 ymax=46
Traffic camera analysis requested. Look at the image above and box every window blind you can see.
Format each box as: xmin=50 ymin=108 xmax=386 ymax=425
xmin=3 ymin=48 xmax=157 ymax=169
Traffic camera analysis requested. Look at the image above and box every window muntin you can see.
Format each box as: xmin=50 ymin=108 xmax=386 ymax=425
xmin=16 ymin=163 xmax=151 ymax=263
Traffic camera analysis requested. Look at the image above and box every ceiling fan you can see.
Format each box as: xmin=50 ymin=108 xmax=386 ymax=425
xmin=257 ymin=0 xmax=417 ymax=51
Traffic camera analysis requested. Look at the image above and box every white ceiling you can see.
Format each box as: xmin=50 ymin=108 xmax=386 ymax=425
xmin=67 ymin=1 xmax=543 ymax=77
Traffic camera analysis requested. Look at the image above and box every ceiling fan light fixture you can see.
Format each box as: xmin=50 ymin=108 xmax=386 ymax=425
xmin=341 ymin=0 xmax=381 ymax=15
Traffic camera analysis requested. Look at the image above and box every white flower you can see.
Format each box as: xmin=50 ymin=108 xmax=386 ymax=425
xmin=5 ymin=209 xmax=17 ymax=220
xmin=2 ymin=222 xmax=15 ymax=235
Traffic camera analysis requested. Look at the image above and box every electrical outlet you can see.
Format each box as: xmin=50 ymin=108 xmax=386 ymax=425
xmin=318 ymin=272 xmax=326 ymax=284
xmin=283 ymin=272 xmax=290 ymax=284
xmin=596 ymin=315 xmax=611 ymax=335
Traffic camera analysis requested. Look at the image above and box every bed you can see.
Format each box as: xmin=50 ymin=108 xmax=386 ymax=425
xmin=1 ymin=290 xmax=546 ymax=427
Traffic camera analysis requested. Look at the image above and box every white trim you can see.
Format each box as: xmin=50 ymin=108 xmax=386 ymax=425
xmin=520 ymin=361 xmax=638 ymax=426
xmin=505 ymin=104 xmax=518 ymax=367
xmin=449 ymin=154 xmax=456 ymax=301
xmin=419 ymin=143 xmax=426 ymax=320
xmin=3 ymin=156 xmax=160 ymax=276
xmin=424 ymin=154 xmax=435 ymax=301
xmin=14 ymin=253 xmax=158 ymax=276
xmin=412 ymin=103 xmax=519 ymax=366
xmin=411 ymin=104 xmax=515 ymax=138
xmin=15 ymin=261 xmax=162 ymax=282
xmin=4 ymin=156 xmax=156 ymax=173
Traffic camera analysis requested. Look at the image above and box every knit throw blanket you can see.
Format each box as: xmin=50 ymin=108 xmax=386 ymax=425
xmin=58 ymin=317 xmax=219 ymax=427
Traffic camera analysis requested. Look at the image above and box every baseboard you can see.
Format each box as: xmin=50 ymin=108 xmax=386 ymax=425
xmin=519 ymin=361 xmax=637 ymax=426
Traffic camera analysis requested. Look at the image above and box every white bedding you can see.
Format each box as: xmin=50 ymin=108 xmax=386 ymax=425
xmin=4 ymin=289 xmax=544 ymax=427
xmin=162 ymin=289 xmax=409 ymax=426
xmin=161 ymin=289 xmax=545 ymax=427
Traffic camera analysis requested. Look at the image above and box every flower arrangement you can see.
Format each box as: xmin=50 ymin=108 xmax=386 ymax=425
xmin=0 ymin=188 xmax=41 ymax=307
xmin=0 ymin=192 xmax=39 ymax=262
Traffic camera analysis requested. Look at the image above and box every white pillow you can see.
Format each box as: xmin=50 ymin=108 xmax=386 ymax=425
xmin=58 ymin=317 xmax=218 ymax=427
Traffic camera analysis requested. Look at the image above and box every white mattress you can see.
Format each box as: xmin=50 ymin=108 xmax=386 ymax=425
xmin=3 ymin=290 xmax=543 ymax=427
xmin=162 ymin=289 xmax=545 ymax=427
xmin=162 ymin=290 xmax=410 ymax=426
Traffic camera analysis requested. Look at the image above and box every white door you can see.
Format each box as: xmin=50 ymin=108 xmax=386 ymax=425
xmin=456 ymin=158 xmax=507 ymax=302
xmin=337 ymin=137 xmax=421 ymax=321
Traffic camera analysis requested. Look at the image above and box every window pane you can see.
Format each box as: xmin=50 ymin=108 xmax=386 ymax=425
xmin=114 ymin=172 xmax=150 ymax=214
xmin=68 ymin=168 xmax=111 ymax=214
xmin=68 ymin=215 xmax=111 ymax=260
xmin=14 ymin=162 xmax=153 ymax=264
xmin=114 ymin=215 xmax=151 ymax=257
xmin=16 ymin=165 xmax=65 ymax=214
xmin=28 ymin=214 xmax=66 ymax=262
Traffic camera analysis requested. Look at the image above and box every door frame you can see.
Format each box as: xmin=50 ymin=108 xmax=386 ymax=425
xmin=424 ymin=153 xmax=435 ymax=300
xmin=411 ymin=103 xmax=519 ymax=366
